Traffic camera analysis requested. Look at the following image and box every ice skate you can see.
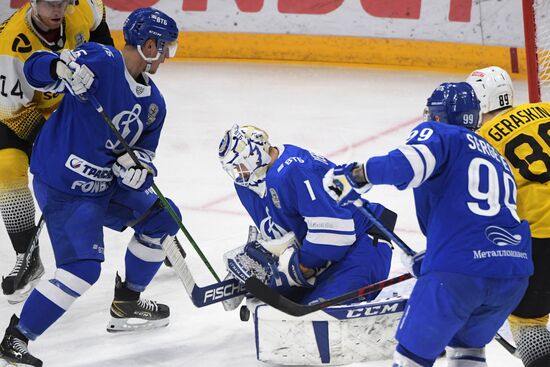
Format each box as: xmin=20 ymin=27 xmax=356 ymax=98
xmin=0 ymin=315 xmax=42 ymax=367
xmin=107 ymin=274 xmax=169 ymax=332
xmin=2 ymin=247 xmax=44 ymax=305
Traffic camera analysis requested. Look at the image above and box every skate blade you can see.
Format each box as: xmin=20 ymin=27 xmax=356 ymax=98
xmin=106 ymin=317 xmax=169 ymax=333
xmin=0 ymin=357 xmax=34 ymax=367
xmin=5 ymin=277 xmax=43 ymax=305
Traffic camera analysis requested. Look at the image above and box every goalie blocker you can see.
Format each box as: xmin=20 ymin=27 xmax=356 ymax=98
xmin=248 ymin=295 xmax=407 ymax=365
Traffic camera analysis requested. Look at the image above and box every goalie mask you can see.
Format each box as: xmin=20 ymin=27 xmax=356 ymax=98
xmin=219 ymin=124 xmax=272 ymax=197
xmin=466 ymin=66 xmax=514 ymax=114
xmin=426 ymin=82 xmax=481 ymax=131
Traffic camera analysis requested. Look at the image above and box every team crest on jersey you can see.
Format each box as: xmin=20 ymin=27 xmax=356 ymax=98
xmin=485 ymin=226 xmax=522 ymax=246
xmin=270 ymin=188 xmax=281 ymax=209
xmin=105 ymin=104 xmax=144 ymax=153
xmin=12 ymin=33 xmax=32 ymax=53
xmin=260 ymin=207 xmax=287 ymax=239
xmin=75 ymin=33 xmax=85 ymax=47
xmin=147 ymin=104 xmax=159 ymax=125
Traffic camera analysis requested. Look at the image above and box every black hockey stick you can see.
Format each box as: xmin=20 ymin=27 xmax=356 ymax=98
xmin=356 ymin=203 xmax=519 ymax=357
xmin=13 ymin=215 xmax=45 ymax=290
xmin=245 ymin=272 xmax=413 ymax=316
xmin=88 ymin=96 xmax=221 ymax=282
xmin=494 ymin=333 xmax=518 ymax=357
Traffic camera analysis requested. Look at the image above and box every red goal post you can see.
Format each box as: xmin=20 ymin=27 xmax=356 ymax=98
xmin=523 ymin=0 xmax=550 ymax=103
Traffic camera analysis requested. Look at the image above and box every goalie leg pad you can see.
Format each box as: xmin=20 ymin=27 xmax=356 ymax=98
xmin=249 ymin=296 xmax=407 ymax=365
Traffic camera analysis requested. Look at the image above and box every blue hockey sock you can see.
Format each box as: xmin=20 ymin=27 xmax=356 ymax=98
xmin=124 ymin=235 xmax=164 ymax=292
xmin=18 ymin=260 xmax=100 ymax=340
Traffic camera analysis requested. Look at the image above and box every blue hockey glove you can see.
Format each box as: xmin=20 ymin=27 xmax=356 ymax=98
xmin=323 ymin=162 xmax=372 ymax=206
xmin=113 ymin=150 xmax=157 ymax=191
xmin=55 ymin=50 xmax=97 ymax=97
xmin=401 ymin=250 xmax=425 ymax=278
xmin=224 ymin=230 xmax=300 ymax=284
xmin=269 ymin=246 xmax=315 ymax=291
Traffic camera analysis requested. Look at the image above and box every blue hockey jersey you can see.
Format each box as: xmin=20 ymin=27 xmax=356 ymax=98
xmin=366 ymin=121 xmax=533 ymax=278
xmin=24 ymin=43 xmax=166 ymax=196
xmin=236 ymin=144 xmax=387 ymax=269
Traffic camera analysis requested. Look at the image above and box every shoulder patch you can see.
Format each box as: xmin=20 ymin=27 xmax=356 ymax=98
xmin=270 ymin=188 xmax=281 ymax=209
xmin=11 ymin=33 xmax=32 ymax=53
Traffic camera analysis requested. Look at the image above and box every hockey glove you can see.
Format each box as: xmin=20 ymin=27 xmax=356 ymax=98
xmin=224 ymin=229 xmax=299 ymax=284
xmin=401 ymin=250 xmax=425 ymax=278
xmin=323 ymin=162 xmax=372 ymax=206
xmin=54 ymin=50 xmax=97 ymax=97
xmin=112 ymin=150 xmax=157 ymax=191
xmin=269 ymin=246 xmax=315 ymax=291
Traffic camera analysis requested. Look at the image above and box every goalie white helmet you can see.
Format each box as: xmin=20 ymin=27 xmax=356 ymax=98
xmin=466 ymin=66 xmax=514 ymax=114
xmin=219 ymin=124 xmax=272 ymax=197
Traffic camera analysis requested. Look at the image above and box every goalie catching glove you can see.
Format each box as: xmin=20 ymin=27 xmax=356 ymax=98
xmin=323 ymin=162 xmax=372 ymax=205
xmin=112 ymin=150 xmax=157 ymax=191
xmin=224 ymin=229 xmax=325 ymax=291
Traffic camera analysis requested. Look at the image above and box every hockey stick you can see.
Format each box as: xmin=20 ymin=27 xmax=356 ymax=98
xmin=245 ymin=272 xmax=413 ymax=316
xmin=494 ymin=333 xmax=518 ymax=357
xmin=13 ymin=215 xmax=45 ymax=290
xmin=88 ymin=95 xmax=221 ymax=282
xmin=163 ymin=236 xmax=245 ymax=307
xmin=356 ymin=203 xmax=518 ymax=357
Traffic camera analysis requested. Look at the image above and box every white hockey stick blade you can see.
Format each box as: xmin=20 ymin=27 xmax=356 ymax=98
xmin=163 ymin=236 xmax=246 ymax=307
xmin=222 ymin=273 xmax=245 ymax=311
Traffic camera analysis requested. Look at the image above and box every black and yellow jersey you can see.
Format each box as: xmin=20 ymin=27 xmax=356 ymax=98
xmin=0 ymin=0 xmax=111 ymax=143
xmin=478 ymin=102 xmax=550 ymax=238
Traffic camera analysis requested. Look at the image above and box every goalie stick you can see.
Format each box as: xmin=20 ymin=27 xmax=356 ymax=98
xmin=13 ymin=215 xmax=45 ymax=290
xmin=245 ymin=272 xmax=413 ymax=316
xmin=163 ymin=236 xmax=246 ymax=307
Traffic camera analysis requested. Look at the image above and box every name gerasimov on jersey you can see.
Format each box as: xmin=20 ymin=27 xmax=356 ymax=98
xmin=478 ymin=102 xmax=550 ymax=238
xmin=365 ymin=121 xmax=533 ymax=278
xmin=23 ymin=42 xmax=166 ymax=196
xmin=235 ymin=144 xmax=383 ymax=269
xmin=0 ymin=0 xmax=107 ymax=142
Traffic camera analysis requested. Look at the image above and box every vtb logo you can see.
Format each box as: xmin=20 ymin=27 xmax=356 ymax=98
xmin=12 ymin=33 xmax=32 ymax=53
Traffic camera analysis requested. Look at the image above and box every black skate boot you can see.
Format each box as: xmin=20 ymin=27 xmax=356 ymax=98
xmin=107 ymin=273 xmax=170 ymax=332
xmin=0 ymin=315 xmax=42 ymax=367
xmin=2 ymin=245 xmax=45 ymax=304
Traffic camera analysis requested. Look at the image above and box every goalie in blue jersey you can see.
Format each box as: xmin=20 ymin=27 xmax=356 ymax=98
xmin=326 ymin=82 xmax=533 ymax=367
xmin=219 ymin=124 xmax=394 ymax=305
xmin=0 ymin=8 xmax=181 ymax=366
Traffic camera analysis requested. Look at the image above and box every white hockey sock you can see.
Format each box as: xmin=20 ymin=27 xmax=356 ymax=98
xmin=446 ymin=347 xmax=487 ymax=367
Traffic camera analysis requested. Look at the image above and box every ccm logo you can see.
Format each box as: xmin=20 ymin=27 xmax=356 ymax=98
xmin=346 ymin=302 xmax=402 ymax=318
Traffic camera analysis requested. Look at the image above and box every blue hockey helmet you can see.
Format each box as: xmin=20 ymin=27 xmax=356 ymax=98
xmin=123 ymin=8 xmax=179 ymax=62
xmin=425 ymin=82 xmax=481 ymax=130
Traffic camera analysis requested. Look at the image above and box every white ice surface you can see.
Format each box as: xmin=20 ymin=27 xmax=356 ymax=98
xmin=0 ymin=61 xmax=526 ymax=366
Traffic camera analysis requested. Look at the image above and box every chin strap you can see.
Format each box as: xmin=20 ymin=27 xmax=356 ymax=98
xmin=137 ymin=45 xmax=163 ymax=73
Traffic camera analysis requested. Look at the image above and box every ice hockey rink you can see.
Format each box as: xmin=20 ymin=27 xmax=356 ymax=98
xmin=0 ymin=60 xmax=528 ymax=366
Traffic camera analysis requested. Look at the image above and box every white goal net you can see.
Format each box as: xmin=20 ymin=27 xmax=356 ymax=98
xmin=532 ymin=0 xmax=550 ymax=101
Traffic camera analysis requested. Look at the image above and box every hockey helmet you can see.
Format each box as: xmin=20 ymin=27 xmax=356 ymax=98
xmin=426 ymin=82 xmax=481 ymax=130
xmin=123 ymin=8 xmax=179 ymax=61
xmin=219 ymin=124 xmax=272 ymax=197
xmin=466 ymin=66 xmax=514 ymax=114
